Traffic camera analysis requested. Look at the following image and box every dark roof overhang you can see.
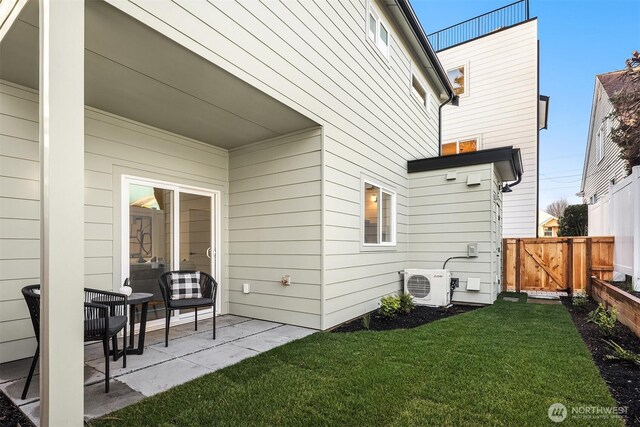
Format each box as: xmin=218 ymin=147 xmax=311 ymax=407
xmin=407 ymin=147 xmax=523 ymax=182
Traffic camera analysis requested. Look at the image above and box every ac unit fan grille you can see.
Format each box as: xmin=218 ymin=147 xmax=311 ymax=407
xmin=407 ymin=275 xmax=431 ymax=298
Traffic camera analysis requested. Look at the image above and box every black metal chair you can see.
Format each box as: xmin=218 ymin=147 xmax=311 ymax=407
xmin=158 ymin=271 xmax=218 ymax=347
xmin=20 ymin=285 xmax=40 ymax=400
xmin=84 ymin=288 xmax=128 ymax=393
xmin=20 ymin=286 xmax=128 ymax=397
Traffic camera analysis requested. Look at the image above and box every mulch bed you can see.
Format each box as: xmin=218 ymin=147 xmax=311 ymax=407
xmin=331 ymin=304 xmax=481 ymax=333
xmin=562 ymin=297 xmax=640 ymax=426
xmin=0 ymin=392 xmax=33 ymax=427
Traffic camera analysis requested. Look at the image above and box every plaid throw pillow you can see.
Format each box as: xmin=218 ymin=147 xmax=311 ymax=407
xmin=169 ymin=272 xmax=202 ymax=300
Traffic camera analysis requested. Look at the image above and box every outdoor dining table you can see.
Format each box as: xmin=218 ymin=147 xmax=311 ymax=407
xmin=91 ymin=292 xmax=153 ymax=357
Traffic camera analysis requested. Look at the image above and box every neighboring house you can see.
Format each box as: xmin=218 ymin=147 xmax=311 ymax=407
xmin=578 ymin=69 xmax=630 ymax=235
xmin=0 ymin=0 xmax=523 ymax=422
xmin=428 ymin=0 xmax=549 ymax=238
xmin=538 ymin=210 xmax=559 ymax=237
xmin=579 ymin=67 xmax=639 ymax=287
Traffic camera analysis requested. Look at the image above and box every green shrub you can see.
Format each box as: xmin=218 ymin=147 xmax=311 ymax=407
xmin=399 ymin=292 xmax=415 ymax=314
xmin=361 ymin=313 xmax=372 ymax=330
xmin=572 ymin=293 xmax=588 ymax=307
xmin=604 ymin=340 xmax=640 ymax=367
xmin=379 ymin=294 xmax=401 ymax=318
xmin=558 ymin=204 xmax=588 ymax=236
xmin=587 ymin=303 xmax=617 ymax=336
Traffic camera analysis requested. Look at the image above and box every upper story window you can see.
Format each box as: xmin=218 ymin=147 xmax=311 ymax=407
xmin=363 ymin=180 xmax=396 ymax=246
xmin=368 ymin=4 xmax=390 ymax=59
xmin=411 ymin=74 xmax=427 ymax=107
xmin=447 ymin=65 xmax=466 ymax=96
xmin=442 ymin=138 xmax=478 ymax=156
xmin=595 ymin=121 xmax=605 ymax=163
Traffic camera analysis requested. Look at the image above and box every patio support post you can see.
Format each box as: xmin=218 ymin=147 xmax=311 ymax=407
xmin=39 ymin=0 xmax=85 ymax=425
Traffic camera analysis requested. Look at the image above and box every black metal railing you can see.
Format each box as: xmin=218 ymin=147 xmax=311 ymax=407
xmin=427 ymin=0 xmax=530 ymax=52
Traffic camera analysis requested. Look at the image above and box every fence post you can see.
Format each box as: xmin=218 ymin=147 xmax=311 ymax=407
xmin=515 ymin=239 xmax=522 ymax=292
xmin=565 ymin=238 xmax=573 ymax=295
xmin=634 ymin=166 xmax=640 ymax=291
xmin=586 ymin=238 xmax=593 ymax=296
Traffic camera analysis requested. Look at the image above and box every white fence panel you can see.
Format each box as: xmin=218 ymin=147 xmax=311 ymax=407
xmin=588 ymin=197 xmax=610 ymax=236
xmin=608 ymin=166 xmax=640 ymax=290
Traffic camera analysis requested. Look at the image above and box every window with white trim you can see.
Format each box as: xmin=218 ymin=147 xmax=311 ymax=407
xmin=544 ymin=227 xmax=553 ymax=237
xmin=411 ymin=74 xmax=427 ymax=107
xmin=447 ymin=65 xmax=466 ymax=96
xmin=363 ymin=181 xmax=395 ymax=246
xmin=442 ymin=137 xmax=478 ymax=156
xmin=367 ymin=5 xmax=389 ymax=58
xmin=596 ymin=121 xmax=605 ymax=163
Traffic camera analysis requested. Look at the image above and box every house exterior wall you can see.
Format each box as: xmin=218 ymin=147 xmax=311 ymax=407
xmin=228 ymin=128 xmax=322 ymax=329
xmin=436 ymin=20 xmax=539 ymax=238
xmin=408 ymin=163 xmax=503 ymax=305
xmin=581 ymin=79 xmax=627 ymax=213
xmin=0 ymin=80 xmax=229 ymax=363
xmin=104 ymin=0 xmax=445 ymax=330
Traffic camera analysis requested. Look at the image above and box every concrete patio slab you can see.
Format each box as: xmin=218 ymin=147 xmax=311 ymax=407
xmin=0 ymin=315 xmax=315 ymax=425
xmin=117 ymin=358 xmax=211 ymax=397
xmin=86 ymin=346 xmax=174 ymax=377
xmin=233 ymin=329 xmax=298 ymax=352
xmin=182 ymin=342 xmax=258 ymax=371
xmin=0 ymin=357 xmax=35 ymax=384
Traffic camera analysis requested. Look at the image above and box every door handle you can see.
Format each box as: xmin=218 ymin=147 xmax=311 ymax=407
xmin=206 ymin=247 xmax=212 ymax=259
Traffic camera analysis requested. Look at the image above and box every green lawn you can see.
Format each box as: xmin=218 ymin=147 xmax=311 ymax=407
xmin=92 ymin=294 xmax=621 ymax=426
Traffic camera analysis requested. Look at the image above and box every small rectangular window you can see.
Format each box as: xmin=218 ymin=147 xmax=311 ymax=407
xmin=544 ymin=227 xmax=553 ymax=237
xmin=442 ymin=138 xmax=478 ymax=156
xmin=447 ymin=66 xmax=466 ymax=96
xmin=367 ymin=3 xmax=390 ymax=59
xmin=363 ymin=181 xmax=395 ymax=246
xmin=411 ymin=75 xmax=427 ymax=107
xmin=368 ymin=12 xmax=377 ymax=42
xmin=378 ymin=23 xmax=389 ymax=55
xmin=596 ymin=121 xmax=605 ymax=163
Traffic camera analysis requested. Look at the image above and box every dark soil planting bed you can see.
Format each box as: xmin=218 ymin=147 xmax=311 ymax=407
xmin=332 ymin=304 xmax=481 ymax=332
xmin=562 ymin=297 xmax=640 ymax=426
xmin=0 ymin=391 xmax=33 ymax=427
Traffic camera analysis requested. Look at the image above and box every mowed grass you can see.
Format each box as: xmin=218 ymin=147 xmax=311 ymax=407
xmin=92 ymin=294 xmax=621 ymax=426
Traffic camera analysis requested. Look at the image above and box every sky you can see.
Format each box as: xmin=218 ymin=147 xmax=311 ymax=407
xmin=412 ymin=0 xmax=640 ymax=210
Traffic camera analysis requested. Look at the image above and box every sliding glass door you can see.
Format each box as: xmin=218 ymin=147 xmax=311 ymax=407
xmin=123 ymin=177 xmax=218 ymax=327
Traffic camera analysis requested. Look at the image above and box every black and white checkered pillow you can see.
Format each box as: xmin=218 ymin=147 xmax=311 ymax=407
xmin=169 ymin=272 xmax=202 ymax=300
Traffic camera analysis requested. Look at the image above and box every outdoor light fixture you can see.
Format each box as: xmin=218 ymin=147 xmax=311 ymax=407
xmin=371 ymin=195 xmax=378 ymax=202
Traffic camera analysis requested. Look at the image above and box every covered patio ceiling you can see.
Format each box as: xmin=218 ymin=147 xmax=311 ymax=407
xmin=0 ymin=0 xmax=317 ymax=149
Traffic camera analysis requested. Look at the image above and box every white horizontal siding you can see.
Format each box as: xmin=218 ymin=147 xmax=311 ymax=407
xmin=228 ymin=128 xmax=322 ymax=329
xmin=437 ymin=20 xmax=539 ymax=237
xmin=582 ymin=80 xmax=628 ymax=205
xmin=0 ymin=80 xmax=229 ymax=363
xmin=408 ymin=164 xmax=499 ymax=305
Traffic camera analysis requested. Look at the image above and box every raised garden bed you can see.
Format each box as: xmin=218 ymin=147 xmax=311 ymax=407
xmin=562 ymin=296 xmax=640 ymax=426
xmin=331 ymin=304 xmax=481 ymax=332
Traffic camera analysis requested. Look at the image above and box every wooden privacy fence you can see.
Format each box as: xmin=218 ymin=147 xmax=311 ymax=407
xmin=503 ymin=237 xmax=614 ymax=294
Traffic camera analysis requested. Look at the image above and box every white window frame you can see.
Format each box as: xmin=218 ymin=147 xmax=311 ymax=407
xmin=446 ymin=63 xmax=469 ymax=97
xmin=410 ymin=72 xmax=427 ymax=108
xmin=544 ymin=227 xmax=553 ymax=237
xmin=596 ymin=121 xmax=605 ymax=163
xmin=361 ymin=177 xmax=396 ymax=248
xmin=442 ymin=135 xmax=481 ymax=155
xmin=367 ymin=2 xmax=390 ymax=60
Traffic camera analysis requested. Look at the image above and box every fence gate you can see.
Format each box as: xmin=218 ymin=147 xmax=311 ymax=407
xmin=503 ymin=237 xmax=614 ymax=294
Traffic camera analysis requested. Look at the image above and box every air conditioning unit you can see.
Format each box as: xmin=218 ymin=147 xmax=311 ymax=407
xmin=404 ymin=269 xmax=451 ymax=307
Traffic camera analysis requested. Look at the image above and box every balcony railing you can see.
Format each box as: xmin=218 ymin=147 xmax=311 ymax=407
xmin=427 ymin=0 xmax=530 ymax=52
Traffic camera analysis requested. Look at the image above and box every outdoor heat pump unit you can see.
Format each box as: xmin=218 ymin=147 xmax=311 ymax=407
xmin=404 ymin=269 xmax=451 ymax=307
